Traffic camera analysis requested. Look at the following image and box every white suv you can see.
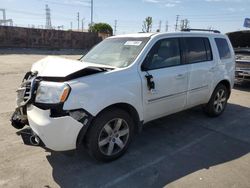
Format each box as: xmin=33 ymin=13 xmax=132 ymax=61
xmin=11 ymin=30 xmax=235 ymax=161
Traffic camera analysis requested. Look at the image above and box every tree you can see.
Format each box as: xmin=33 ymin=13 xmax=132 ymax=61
xmin=89 ymin=23 xmax=113 ymax=35
xmin=142 ymin=17 xmax=153 ymax=33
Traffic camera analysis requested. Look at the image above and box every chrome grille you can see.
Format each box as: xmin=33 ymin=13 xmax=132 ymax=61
xmin=16 ymin=74 xmax=37 ymax=107
xmin=236 ymin=60 xmax=250 ymax=70
xmin=23 ymin=81 xmax=31 ymax=102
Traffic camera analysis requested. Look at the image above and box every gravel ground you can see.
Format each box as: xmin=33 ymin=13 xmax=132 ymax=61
xmin=0 ymin=51 xmax=249 ymax=188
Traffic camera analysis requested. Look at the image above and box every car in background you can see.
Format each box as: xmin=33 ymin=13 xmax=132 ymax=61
xmin=235 ymin=48 xmax=250 ymax=82
xmin=227 ymin=30 xmax=250 ymax=82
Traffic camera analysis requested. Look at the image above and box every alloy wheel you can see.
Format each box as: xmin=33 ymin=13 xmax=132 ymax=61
xmin=98 ymin=118 xmax=130 ymax=156
xmin=213 ymin=88 xmax=227 ymax=113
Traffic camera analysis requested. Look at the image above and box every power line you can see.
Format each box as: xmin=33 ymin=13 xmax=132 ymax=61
xmin=36 ymin=0 xmax=91 ymax=7
xmin=6 ymin=9 xmax=43 ymax=16
xmin=180 ymin=12 xmax=247 ymax=17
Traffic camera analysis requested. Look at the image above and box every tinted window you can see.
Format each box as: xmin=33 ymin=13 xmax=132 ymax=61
xmin=142 ymin=38 xmax=181 ymax=70
xmin=184 ymin=37 xmax=212 ymax=63
xmin=204 ymin=38 xmax=213 ymax=61
xmin=215 ymin=38 xmax=231 ymax=59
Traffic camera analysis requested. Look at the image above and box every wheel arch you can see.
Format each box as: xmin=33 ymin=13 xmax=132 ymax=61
xmin=76 ymin=102 xmax=142 ymax=147
xmin=216 ymin=79 xmax=231 ymax=98
xmin=95 ymin=103 xmax=141 ymax=131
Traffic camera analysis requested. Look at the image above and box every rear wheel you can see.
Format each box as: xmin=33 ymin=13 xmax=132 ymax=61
xmin=204 ymin=84 xmax=229 ymax=117
xmin=86 ymin=108 xmax=134 ymax=162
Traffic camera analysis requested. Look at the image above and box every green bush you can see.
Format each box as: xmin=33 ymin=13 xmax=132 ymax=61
xmin=89 ymin=23 xmax=113 ymax=35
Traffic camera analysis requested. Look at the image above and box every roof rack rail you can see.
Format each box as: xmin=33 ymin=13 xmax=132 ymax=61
xmin=181 ymin=28 xmax=221 ymax=34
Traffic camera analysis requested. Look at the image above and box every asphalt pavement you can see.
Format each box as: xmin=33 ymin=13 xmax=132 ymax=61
xmin=0 ymin=51 xmax=249 ymax=188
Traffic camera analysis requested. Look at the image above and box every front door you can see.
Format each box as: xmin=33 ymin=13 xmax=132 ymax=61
xmin=140 ymin=37 xmax=189 ymax=122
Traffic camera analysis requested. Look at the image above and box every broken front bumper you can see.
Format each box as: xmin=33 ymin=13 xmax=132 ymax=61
xmin=27 ymin=105 xmax=84 ymax=151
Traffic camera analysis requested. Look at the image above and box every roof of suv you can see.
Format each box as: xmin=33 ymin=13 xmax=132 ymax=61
xmin=109 ymin=31 xmax=224 ymax=39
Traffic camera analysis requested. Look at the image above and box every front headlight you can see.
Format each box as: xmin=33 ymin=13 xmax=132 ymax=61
xmin=35 ymin=81 xmax=71 ymax=104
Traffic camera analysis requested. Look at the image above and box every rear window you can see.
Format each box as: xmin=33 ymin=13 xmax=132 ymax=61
xmin=184 ymin=37 xmax=213 ymax=64
xmin=215 ymin=38 xmax=231 ymax=59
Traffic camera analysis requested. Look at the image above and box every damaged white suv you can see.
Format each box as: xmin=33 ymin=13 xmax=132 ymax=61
xmin=11 ymin=30 xmax=235 ymax=161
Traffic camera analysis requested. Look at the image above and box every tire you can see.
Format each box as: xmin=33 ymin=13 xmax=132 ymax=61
xmin=203 ymin=84 xmax=229 ymax=117
xmin=85 ymin=108 xmax=134 ymax=162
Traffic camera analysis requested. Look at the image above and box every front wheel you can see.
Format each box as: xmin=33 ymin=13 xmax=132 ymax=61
xmin=204 ymin=84 xmax=229 ymax=117
xmin=86 ymin=108 xmax=134 ymax=162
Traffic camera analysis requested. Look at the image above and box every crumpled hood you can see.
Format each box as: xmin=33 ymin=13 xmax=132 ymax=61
xmin=31 ymin=56 xmax=113 ymax=78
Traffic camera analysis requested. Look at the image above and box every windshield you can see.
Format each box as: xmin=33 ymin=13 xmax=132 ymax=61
xmin=81 ymin=37 xmax=149 ymax=68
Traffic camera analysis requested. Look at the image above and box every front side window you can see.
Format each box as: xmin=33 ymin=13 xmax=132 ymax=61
xmin=184 ymin=37 xmax=209 ymax=64
xmin=215 ymin=38 xmax=231 ymax=60
xmin=81 ymin=37 xmax=149 ymax=68
xmin=142 ymin=38 xmax=181 ymax=70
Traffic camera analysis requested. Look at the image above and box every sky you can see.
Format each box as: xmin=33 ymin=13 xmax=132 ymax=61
xmin=0 ymin=0 xmax=250 ymax=34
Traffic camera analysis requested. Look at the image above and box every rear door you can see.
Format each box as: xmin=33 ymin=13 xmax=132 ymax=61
xmin=182 ymin=37 xmax=215 ymax=108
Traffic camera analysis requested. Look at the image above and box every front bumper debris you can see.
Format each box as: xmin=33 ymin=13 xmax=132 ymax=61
xmin=11 ymin=107 xmax=28 ymax=129
xmin=11 ymin=71 xmax=38 ymax=129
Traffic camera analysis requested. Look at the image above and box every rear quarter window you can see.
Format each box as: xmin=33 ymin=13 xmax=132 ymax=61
xmin=215 ymin=38 xmax=231 ymax=60
xmin=183 ymin=37 xmax=213 ymax=64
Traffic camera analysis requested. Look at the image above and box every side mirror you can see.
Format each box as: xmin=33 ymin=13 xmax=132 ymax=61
xmin=141 ymin=63 xmax=148 ymax=71
xmin=145 ymin=74 xmax=155 ymax=90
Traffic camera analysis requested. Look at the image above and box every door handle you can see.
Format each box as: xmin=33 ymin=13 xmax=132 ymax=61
xmin=175 ymin=73 xmax=185 ymax=79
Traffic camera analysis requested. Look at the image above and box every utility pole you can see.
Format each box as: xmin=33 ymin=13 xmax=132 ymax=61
xmin=158 ymin=20 xmax=162 ymax=32
xmin=114 ymin=20 xmax=117 ymax=35
xmin=81 ymin=18 xmax=85 ymax=31
xmin=0 ymin=8 xmax=13 ymax=26
xmin=0 ymin=9 xmax=6 ymax=25
xmin=70 ymin=22 xmax=73 ymax=30
xmin=165 ymin=20 xmax=169 ymax=32
xmin=77 ymin=12 xmax=80 ymax=31
xmin=90 ymin=0 xmax=93 ymax=26
xmin=175 ymin=15 xmax=179 ymax=31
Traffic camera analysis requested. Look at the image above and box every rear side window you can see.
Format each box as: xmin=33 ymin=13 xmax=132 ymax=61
xmin=183 ymin=37 xmax=213 ymax=64
xmin=215 ymin=38 xmax=231 ymax=59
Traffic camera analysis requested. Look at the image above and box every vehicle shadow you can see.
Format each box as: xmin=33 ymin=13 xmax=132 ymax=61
xmin=234 ymin=81 xmax=250 ymax=92
xmin=44 ymin=103 xmax=250 ymax=188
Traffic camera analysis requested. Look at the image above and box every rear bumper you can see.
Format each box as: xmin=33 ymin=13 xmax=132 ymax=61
xmin=27 ymin=105 xmax=83 ymax=151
